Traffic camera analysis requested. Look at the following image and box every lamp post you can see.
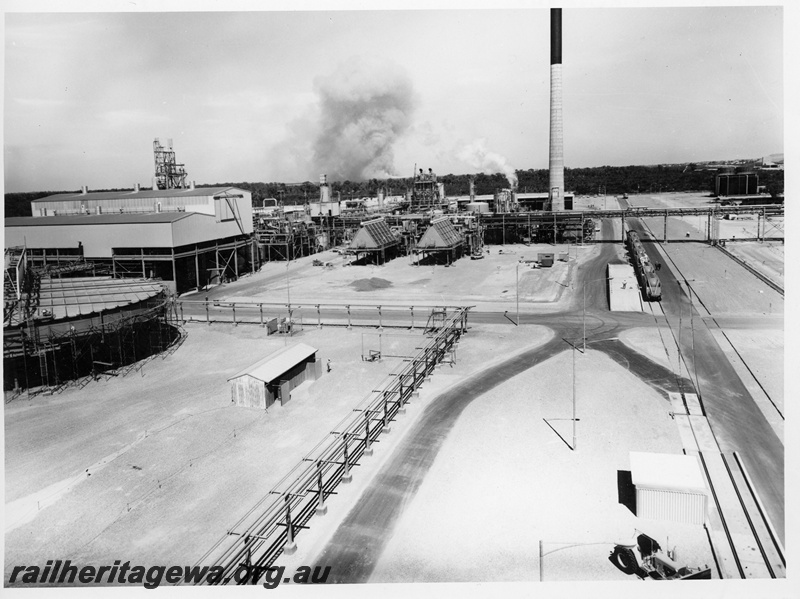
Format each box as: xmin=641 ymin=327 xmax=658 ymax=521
xmin=572 ymin=343 xmax=577 ymax=451
xmin=516 ymin=261 xmax=520 ymax=326
xmin=286 ymin=261 xmax=292 ymax=338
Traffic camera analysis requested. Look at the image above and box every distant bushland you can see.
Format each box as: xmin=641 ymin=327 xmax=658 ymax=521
xmin=5 ymin=163 xmax=782 ymax=216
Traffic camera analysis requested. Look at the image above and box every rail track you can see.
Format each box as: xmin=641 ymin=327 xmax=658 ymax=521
xmin=635 ymin=217 xmax=785 ymax=580
xmin=697 ymin=449 xmax=785 ymax=578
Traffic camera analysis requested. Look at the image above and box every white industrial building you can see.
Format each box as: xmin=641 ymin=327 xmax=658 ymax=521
xmin=4 ymin=186 xmax=254 ymax=295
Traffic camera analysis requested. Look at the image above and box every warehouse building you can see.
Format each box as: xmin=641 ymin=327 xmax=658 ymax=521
xmin=715 ymin=172 xmax=758 ymax=197
xmin=4 ymin=186 xmax=254 ymax=295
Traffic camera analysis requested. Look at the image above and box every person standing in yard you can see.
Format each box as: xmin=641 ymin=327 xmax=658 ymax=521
xmin=327 ymin=359 xmax=332 ymax=373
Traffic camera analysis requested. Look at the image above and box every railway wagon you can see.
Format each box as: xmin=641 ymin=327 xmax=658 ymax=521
xmin=626 ymin=230 xmax=662 ymax=301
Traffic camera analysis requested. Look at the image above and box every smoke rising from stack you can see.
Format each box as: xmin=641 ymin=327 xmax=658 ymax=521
xmin=310 ymin=57 xmax=416 ymax=181
xmin=458 ymin=138 xmax=518 ymax=188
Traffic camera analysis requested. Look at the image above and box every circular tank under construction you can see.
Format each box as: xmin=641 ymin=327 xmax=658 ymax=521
xmin=3 ymin=255 xmax=182 ymax=396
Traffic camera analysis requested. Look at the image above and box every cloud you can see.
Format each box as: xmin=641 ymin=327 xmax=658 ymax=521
xmin=315 ymin=57 xmax=418 ymax=180
xmin=265 ymin=57 xmax=417 ymax=182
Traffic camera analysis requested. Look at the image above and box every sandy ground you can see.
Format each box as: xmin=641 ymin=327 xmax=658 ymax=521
xmin=4 ymin=191 xmax=784 ymax=593
xmin=4 ymin=324 xmax=425 ymax=572
xmin=653 ymin=242 xmax=782 ymax=316
xmin=726 ymin=242 xmax=785 ymax=288
xmin=711 ymin=327 xmax=784 ymax=416
xmin=365 ymin=349 xmax=712 ymax=583
xmin=216 ymin=242 xmax=593 ymax=313
xmin=3 ymin=320 xmax=552 ymax=581
xmin=618 ymin=327 xmax=681 ymax=374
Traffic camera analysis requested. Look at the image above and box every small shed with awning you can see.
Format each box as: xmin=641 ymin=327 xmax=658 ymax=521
xmin=228 ymin=342 xmax=321 ymax=410
xmin=416 ymin=217 xmax=464 ymax=264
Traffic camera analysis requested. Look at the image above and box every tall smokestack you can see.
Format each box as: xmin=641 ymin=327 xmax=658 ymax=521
xmin=549 ymin=8 xmax=565 ymax=211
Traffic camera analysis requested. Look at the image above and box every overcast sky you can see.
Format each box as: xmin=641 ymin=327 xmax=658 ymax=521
xmin=2 ymin=2 xmax=786 ymax=193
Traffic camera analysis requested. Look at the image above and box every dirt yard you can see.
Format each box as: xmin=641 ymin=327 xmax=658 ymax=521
xmin=4 ymin=324 xmax=425 ymax=573
xmin=364 ymin=349 xmax=712 ymax=583
xmin=4 ymin=320 xmax=561 ymax=582
xmin=4 ymin=191 xmax=784 ymax=592
xmin=213 ymin=241 xmax=596 ymax=313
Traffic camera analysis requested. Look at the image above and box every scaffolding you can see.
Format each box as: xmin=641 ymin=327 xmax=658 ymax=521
xmin=4 ymin=295 xmax=183 ymax=397
xmin=410 ymin=168 xmax=443 ymax=212
xmin=3 ymin=263 xmax=184 ymax=396
xmin=255 ymin=218 xmax=321 ymax=261
xmin=153 ymin=138 xmax=188 ymax=190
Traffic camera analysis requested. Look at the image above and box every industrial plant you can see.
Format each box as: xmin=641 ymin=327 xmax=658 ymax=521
xmin=3 ymin=8 xmax=785 ymax=591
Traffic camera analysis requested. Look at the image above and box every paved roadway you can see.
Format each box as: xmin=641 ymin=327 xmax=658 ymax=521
xmin=307 ymin=215 xmax=784 ymax=582
xmin=622 ymin=205 xmax=785 ymax=543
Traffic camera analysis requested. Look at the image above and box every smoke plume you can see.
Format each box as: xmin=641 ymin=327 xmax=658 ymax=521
xmin=458 ymin=138 xmax=518 ymax=188
xmin=310 ymin=57 xmax=416 ymax=181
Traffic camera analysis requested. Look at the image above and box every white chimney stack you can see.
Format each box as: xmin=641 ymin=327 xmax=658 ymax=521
xmin=549 ymin=8 xmax=565 ymax=211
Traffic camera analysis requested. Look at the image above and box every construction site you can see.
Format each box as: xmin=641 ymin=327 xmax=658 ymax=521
xmin=3 ymin=8 xmax=787 ymax=596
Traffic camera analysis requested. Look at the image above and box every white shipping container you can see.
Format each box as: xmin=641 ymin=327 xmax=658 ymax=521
xmin=630 ymin=452 xmax=708 ymax=526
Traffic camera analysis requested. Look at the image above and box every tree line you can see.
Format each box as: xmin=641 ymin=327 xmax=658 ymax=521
xmin=5 ymin=164 xmax=783 ymax=217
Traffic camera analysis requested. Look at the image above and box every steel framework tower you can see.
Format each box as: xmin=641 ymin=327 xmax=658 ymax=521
xmin=153 ymin=138 xmax=188 ymax=190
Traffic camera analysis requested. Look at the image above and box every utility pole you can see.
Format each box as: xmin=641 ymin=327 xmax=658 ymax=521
xmin=572 ymin=344 xmax=577 ymax=451
xmin=516 ymin=262 xmax=520 ymax=326
xmin=286 ymin=261 xmax=292 ymax=340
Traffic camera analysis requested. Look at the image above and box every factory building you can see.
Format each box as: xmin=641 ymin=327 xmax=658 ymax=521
xmin=4 ymin=186 xmax=254 ymax=295
xmin=715 ymin=172 xmax=759 ymax=197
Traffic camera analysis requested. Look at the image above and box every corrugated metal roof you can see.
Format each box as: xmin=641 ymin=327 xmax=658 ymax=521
xmin=31 ymin=186 xmax=238 ymax=203
xmin=350 ymin=218 xmax=398 ymax=250
xmin=36 ymin=277 xmax=165 ymax=320
xmin=228 ymin=343 xmax=318 ymax=384
xmin=5 ymin=212 xmax=197 ymax=227
xmin=417 ymin=217 xmax=463 ymax=249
